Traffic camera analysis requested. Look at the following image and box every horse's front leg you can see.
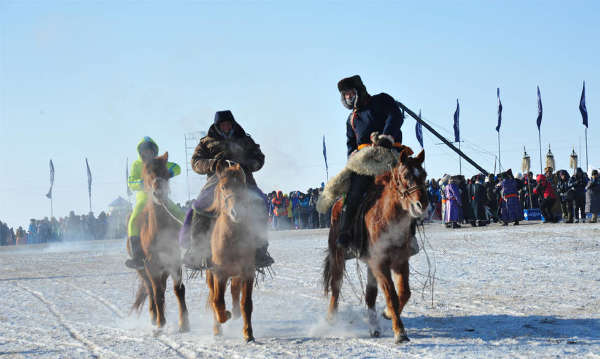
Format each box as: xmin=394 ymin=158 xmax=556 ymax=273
xmin=241 ymin=274 xmax=255 ymax=342
xmin=374 ymin=265 xmax=409 ymax=344
xmin=138 ymin=269 xmax=157 ymax=325
xmin=393 ymin=261 xmax=411 ymax=317
xmin=365 ymin=267 xmax=381 ymax=338
xmin=231 ymin=277 xmax=242 ymax=319
xmin=173 ymin=269 xmax=190 ymax=332
xmin=146 ymin=262 xmax=167 ymax=328
xmin=210 ymin=271 xmax=231 ymax=325
xmin=206 ymin=271 xmax=221 ymax=336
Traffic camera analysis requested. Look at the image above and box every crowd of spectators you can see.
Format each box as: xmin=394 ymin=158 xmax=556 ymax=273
xmin=0 ymin=210 xmax=128 ymax=246
xmin=426 ymin=167 xmax=600 ymax=228
xmin=267 ymin=185 xmax=330 ymax=230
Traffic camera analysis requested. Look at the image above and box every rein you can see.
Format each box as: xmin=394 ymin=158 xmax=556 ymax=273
xmin=391 ymin=164 xmax=425 ymax=199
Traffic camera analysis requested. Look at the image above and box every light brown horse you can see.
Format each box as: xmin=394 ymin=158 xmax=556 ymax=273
xmin=205 ymin=162 xmax=264 ymax=342
xmin=130 ymin=152 xmax=189 ymax=333
xmin=322 ymin=149 xmax=427 ymax=343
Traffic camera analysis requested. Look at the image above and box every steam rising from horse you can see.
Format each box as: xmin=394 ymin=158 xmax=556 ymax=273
xmin=322 ymin=149 xmax=427 ymax=343
xmin=130 ymin=152 xmax=189 ymax=333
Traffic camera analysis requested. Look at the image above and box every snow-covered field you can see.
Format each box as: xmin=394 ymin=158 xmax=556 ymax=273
xmin=1 ymin=222 xmax=599 ymax=358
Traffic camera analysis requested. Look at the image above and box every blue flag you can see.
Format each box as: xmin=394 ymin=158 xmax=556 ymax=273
xmin=496 ymin=88 xmax=502 ymax=132
xmin=416 ymin=110 xmax=423 ymax=148
xmin=453 ymin=99 xmax=460 ymax=143
xmin=580 ymin=81 xmax=588 ymax=128
xmin=536 ymin=86 xmax=543 ymax=130
xmin=322 ymin=135 xmax=328 ymax=176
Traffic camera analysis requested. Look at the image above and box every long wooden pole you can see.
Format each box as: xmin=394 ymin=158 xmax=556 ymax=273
xmin=396 ymin=101 xmax=489 ymax=176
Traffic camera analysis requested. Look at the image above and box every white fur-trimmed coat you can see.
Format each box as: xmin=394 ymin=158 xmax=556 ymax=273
xmin=316 ymin=146 xmax=400 ymax=214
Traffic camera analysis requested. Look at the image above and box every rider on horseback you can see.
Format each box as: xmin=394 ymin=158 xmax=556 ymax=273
xmin=181 ymin=110 xmax=274 ymax=269
xmin=336 ymin=75 xmax=405 ymax=251
xmin=125 ymin=136 xmax=185 ymax=270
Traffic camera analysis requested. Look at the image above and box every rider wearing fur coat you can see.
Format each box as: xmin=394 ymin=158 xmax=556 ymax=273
xmin=336 ymin=75 xmax=405 ymax=250
xmin=180 ymin=110 xmax=274 ymax=269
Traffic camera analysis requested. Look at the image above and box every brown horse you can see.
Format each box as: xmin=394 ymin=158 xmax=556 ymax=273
xmin=322 ymin=149 xmax=427 ymax=343
xmin=130 ymin=152 xmax=189 ymax=333
xmin=205 ymin=162 xmax=265 ymax=342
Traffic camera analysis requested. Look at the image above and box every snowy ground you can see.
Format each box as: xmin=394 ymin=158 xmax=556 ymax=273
xmin=1 ymin=222 xmax=599 ymax=358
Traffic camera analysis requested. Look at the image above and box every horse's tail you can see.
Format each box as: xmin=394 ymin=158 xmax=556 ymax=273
xmin=131 ymin=277 xmax=148 ymax=314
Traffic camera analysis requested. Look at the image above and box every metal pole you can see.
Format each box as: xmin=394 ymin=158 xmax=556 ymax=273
xmin=50 ymin=197 xmax=53 ymax=219
xmin=395 ymin=101 xmax=489 ymax=176
xmin=458 ymin=141 xmax=462 ymax=175
xmin=585 ymin=127 xmax=589 ymax=172
xmin=538 ymin=130 xmax=543 ymax=174
xmin=497 ymin=131 xmax=502 ymax=172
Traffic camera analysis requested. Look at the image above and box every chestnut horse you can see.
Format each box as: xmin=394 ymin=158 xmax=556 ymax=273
xmin=205 ymin=163 xmax=265 ymax=342
xmin=130 ymin=152 xmax=189 ymax=333
xmin=322 ymin=149 xmax=427 ymax=343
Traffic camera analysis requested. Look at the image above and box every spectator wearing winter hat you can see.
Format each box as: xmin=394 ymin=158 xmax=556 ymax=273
xmin=585 ymin=170 xmax=599 ymax=223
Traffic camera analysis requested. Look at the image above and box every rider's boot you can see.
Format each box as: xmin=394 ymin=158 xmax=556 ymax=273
xmin=336 ymin=174 xmax=371 ymax=251
xmin=183 ymin=213 xmax=213 ymax=270
xmin=255 ymin=244 xmax=275 ymax=268
xmin=125 ymin=236 xmax=145 ymax=270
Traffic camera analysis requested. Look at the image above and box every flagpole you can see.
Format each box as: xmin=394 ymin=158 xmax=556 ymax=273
xmin=585 ymin=127 xmax=589 ymax=172
xmin=538 ymin=130 xmax=543 ymax=174
xmin=50 ymin=197 xmax=53 ymax=219
xmin=458 ymin=141 xmax=462 ymax=175
xmin=497 ymin=131 xmax=502 ymax=172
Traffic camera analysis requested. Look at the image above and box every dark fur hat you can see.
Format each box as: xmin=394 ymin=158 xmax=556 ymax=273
xmin=337 ymin=75 xmax=370 ymax=109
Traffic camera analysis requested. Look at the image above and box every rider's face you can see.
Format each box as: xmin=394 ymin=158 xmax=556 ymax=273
xmin=342 ymin=89 xmax=356 ymax=100
xmin=219 ymin=120 xmax=233 ymax=134
xmin=140 ymin=148 xmax=156 ymax=163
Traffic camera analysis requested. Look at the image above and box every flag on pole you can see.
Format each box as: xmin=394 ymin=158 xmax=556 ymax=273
xmin=536 ymin=86 xmax=543 ymax=130
xmin=126 ymin=158 xmax=132 ymax=196
xmin=322 ymin=135 xmax=328 ymax=179
xmin=453 ymin=99 xmax=460 ymax=142
xmin=580 ymin=81 xmax=588 ymax=128
xmin=416 ymin=109 xmax=423 ymax=148
xmin=46 ymin=159 xmax=54 ymax=199
xmin=85 ymin=158 xmax=92 ymax=211
xmin=496 ymin=88 xmax=502 ymax=132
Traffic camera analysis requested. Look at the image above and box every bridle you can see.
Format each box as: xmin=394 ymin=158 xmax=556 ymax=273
xmin=391 ymin=164 xmax=425 ymax=199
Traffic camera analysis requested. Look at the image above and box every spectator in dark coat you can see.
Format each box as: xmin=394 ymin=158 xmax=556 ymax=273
xmin=569 ymin=168 xmax=588 ymax=222
xmin=556 ymin=170 xmax=574 ymax=222
xmin=585 ymin=170 xmax=599 ymax=223
xmin=498 ymin=170 xmax=523 ymax=225
xmin=485 ymin=174 xmax=499 ymax=222
xmin=470 ymin=175 xmax=488 ymax=226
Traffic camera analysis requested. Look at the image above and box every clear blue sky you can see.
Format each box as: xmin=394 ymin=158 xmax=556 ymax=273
xmin=1 ymin=1 xmax=598 ymax=229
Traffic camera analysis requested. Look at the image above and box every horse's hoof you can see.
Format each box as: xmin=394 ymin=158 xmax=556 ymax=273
xmin=152 ymin=328 xmax=163 ymax=337
xmin=370 ymin=330 xmax=380 ymax=338
xmin=326 ymin=313 xmax=337 ymax=324
xmin=395 ymin=334 xmax=410 ymax=344
xmin=245 ymin=336 xmax=255 ymax=343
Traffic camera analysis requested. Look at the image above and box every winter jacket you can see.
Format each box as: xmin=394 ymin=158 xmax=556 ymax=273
xmin=128 ymin=137 xmax=181 ymax=197
xmin=534 ymin=174 xmax=557 ymax=200
xmin=345 ymin=93 xmax=404 ymax=156
xmin=192 ymin=111 xmax=264 ymax=187
xmin=585 ymin=177 xmax=600 ymax=214
xmin=569 ymin=169 xmax=588 ymax=202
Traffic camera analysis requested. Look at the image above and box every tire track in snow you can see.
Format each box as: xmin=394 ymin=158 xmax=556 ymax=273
xmin=14 ymin=282 xmax=132 ymax=359
xmin=54 ymin=278 xmax=226 ymax=359
xmin=56 ymin=278 xmax=127 ymax=319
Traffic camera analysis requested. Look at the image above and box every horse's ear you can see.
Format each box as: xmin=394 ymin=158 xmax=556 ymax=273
xmin=416 ymin=149 xmax=425 ymax=164
xmin=159 ymin=152 xmax=168 ymax=161
xmin=399 ymin=150 xmax=409 ymax=164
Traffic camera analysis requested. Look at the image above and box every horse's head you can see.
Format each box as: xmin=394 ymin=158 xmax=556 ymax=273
xmin=213 ymin=162 xmax=248 ymax=223
xmin=142 ymin=152 xmax=171 ymax=204
xmin=391 ymin=149 xmax=428 ymax=218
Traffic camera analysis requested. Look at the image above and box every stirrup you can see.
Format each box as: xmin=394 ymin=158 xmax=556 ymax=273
xmin=125 ymin=258 xmax=145 ymax=270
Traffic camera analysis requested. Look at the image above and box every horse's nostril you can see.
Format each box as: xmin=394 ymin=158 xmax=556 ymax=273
xmin=415 ymin=202 xmax=422 ymax=209
xmin=230 ymin=208 xmax=237 ymax=218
